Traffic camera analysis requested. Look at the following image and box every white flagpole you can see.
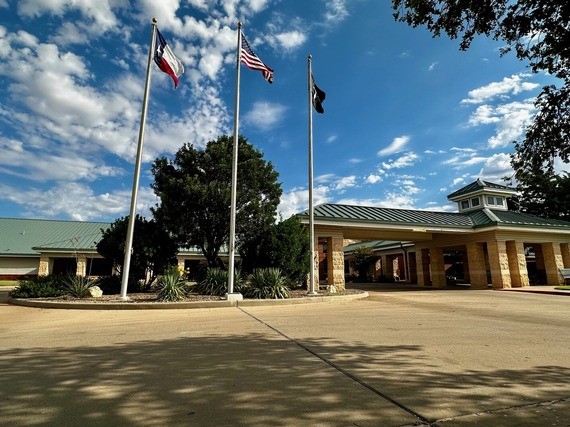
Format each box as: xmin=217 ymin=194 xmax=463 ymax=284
xmin=119 ymin=18 xmax=157 ymax=301
xmin=308 ymin=55 xmax=317 ymax=295
xmin=226 ymin=21 xmax=243 ymax=300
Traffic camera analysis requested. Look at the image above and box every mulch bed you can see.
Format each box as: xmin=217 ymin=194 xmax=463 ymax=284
xmin=19 ymin=289 xmax=365 ymax=303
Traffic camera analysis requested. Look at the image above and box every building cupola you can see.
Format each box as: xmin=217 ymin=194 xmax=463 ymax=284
xmin=447 ymin=178 xmax=517 ymax=213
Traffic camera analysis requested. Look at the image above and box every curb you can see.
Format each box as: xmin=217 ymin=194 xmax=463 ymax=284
xmin=8 ymin=291 xmax=369 ymax=310
xmin=497 ymin=289 xmax=570 ymax=296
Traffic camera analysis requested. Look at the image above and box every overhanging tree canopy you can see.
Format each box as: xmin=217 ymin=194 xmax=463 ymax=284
xmin=151 ymin=135 xmax=282 ymax=267
xmin=391 ymin=0 xmax=570 ymax=174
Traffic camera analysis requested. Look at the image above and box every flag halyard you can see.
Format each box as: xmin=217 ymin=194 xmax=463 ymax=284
xmin=240 ymin=32 xmax=274 ymax=83
xmin=154 ymin=29 xmax=184 ymax=88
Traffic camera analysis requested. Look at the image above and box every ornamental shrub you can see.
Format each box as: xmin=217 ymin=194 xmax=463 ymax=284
xmin=192 ymin=268 xmax=243 ymax=296
xmin=156 ymin=268 xmax=188 ymax=302
xmin=64 ymin=275 xmax=94 ymax=298
xmin=10 ymin=275 xmax=66 ymax=298
xmin=244 ymin=268 xmax=290 ymax=299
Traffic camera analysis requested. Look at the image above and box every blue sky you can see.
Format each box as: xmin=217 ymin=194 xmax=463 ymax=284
xmin=0 ymin=0 xmax=563 ymax=221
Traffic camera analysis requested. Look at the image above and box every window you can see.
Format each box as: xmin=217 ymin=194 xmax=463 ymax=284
xmin=461 ymin=200 xmax=469 ymax=210
xmin=471 ymin=197 xmax=481 ymax=207
xmin=487 ymin=196 xmax=495 ymax=205
xmin=495 ymin=197 xmax=504 ymax=206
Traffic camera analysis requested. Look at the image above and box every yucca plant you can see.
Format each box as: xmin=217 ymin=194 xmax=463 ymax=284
xmin=64 ymin=275 xmax=94 ymax=298
xmin=156 ymin=267 xmax=187 ymax=302
xmin=245 ymin=268 xmax=290 ymax=299
xmin=192 ymin=268 xmax=243 ymax=296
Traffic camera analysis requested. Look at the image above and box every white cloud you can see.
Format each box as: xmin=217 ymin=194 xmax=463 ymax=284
xmin=381 ymin=152 xmax=419 ymax=170
xmin=0 ymin=182 xmax=158 ymax=221
xmin=477 ymin=153 xmax=514 ymax=182
xmin=365 ymin=174 xmax=383 ymax=184
xmin=348 ymin=158 xmax=363 ymax=164
xmin=243 ymin=101 xmax=287 ymax=131
xmin=324 ymin=0 xmax=349 ymax=24
xmin=377 ymin=135 xmax=410 ymax=157
xmin=428 ymin=61 xmax=438 ymax=71
xmin=266 ymin=30 xmax=307 ymax=51
xmin=315 ymin=173 xmax=336 ymax=184
xmin=468 ymin=100 xmax=536 ymax=148
xmin=327 ymin=135 xmax=338 ymax=144
xmin=278 ymin=185 xmax=330 ymax=219
xmin=333 ymin=176 xmax=357 ymax=191
xmin=461 ymin=73 xmax=540 ymax=104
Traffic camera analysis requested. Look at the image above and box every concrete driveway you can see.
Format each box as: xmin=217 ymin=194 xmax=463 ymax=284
xmin=1 ymin=285 xmax=568 ymax=426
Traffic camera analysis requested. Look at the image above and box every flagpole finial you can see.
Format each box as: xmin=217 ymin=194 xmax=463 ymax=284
xmin=152 ymin=17 xmax=157 ymax=24
xmin=308 ymin=54 xmax=312 ymax=60
xmin=237 ymin=21 xmax=242 ymax=28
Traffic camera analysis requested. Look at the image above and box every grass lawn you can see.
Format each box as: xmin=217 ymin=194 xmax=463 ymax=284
xmin=554 ymin=286 xmax=570 ymax=290
xmin=0 ymin=280 xmax=19 ymax=287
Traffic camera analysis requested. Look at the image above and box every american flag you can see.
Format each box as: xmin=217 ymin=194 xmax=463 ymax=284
xmin=240 ymin=32 xmax=274 ymax=84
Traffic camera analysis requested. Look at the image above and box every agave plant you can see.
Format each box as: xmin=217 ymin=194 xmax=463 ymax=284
xmin=64 ymin=275 xmax=94 ymax=298
xmin=245 ymin=268 xmax=290 ymax=299
xmin=192 ymin=268 xmax=243 ymax=296
xmin=156 ymin=267 xmax=187 ymax=302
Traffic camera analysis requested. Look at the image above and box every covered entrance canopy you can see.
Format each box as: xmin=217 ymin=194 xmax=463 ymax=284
xmin=298 ymin=180 xmax=570 ymax=290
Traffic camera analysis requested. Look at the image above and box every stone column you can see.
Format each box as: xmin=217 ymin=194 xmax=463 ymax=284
xmin=373 ymin=258 xmax=382 ymax=281
xmin=379 ymin=254 xmax=388 ymax=279
xmin=38 ymin=256 xmax=50 ymax=276
xmin=506 ymin=241 xmax=529 ymax=287
xmin=430 ymin=247 xmax=446 ymax=287
xmin=542 ymin=242 xmax=565 ymax=285
xmin=561 ymin=243 xmax=570 ymax=268
xmin=326 ymin=236 xmax=345 ymax=290
xmin=415 ymin=249 xmax=430 ymax=286
xmin=487 ymin=240 xmax=511 ymax=289
xmin=76 ymin=255 xmax=87 ymax=276
xmin=466 ymin=243 xmax=487 ymax=289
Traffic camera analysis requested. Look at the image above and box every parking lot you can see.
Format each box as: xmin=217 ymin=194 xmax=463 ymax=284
xmin=1 ymin=286 xmax=569 ymax=426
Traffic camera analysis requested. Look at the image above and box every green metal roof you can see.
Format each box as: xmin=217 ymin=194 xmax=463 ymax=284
xmin=447 ymin=179 xmax=515 ymax=199
xmin=298 ymin=204 xmax=570 ymax=232
xmin=0 ymin=218 xmax=110 ymax=255
xmin=300 ymin=204 xmax=475 ymax=228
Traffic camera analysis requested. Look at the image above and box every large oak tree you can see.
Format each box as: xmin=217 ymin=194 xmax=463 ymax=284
xmin=151 ymin=135 xmax=282 ymax=267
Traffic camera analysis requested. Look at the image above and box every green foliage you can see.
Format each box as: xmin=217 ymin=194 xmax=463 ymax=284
xmin=392 ymin=0 xmax=570 ymax=179
xmin=351 ymin=246 xmax=376 ymax=279
xmin=156 ymin=268 xmax=188 ymax=302
xmin=64 ymin=275 xmax=94 ymax=298
xmin=10 ymin=275 xmax=66 ymax=298
xmin=152 ymin=135 xmax=282 ymax=267
xmin=94 ymin=275 xmax=122 ymax=295
xmin=243 ymin=268 xmax=290 ymax=299
xmin=240 ymin=216 xmax=310 ymax=286
xmin=96 ymin=215 xmax=178 ymax=290
xmin=507 ymin=172 xmax=570 ymax=220
xmin=192 ymin=268 xmax=243 ymax=296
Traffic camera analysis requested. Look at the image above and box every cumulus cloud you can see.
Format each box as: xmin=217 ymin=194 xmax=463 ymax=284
xmin=461 ymin=73 xmax=540 ymax=104
xmin=243 ymin=101 xmax=287 ymax=131
xmin=477 ymin=153 xmax=514 ymax=181
xmin=324 ymin=0 xmax=349 ymax=24
xmin=364 ymin=174 xmax=383 ymax=184
xmin=277 ymin=185 xmax=330 ymax=219
xmin=468 ymin=100 xmax=536 ymax=148
xmin=377 ymin=135 xmax=410 ymax=157
xmin=333 ymin=175 xmax=357 ymax=191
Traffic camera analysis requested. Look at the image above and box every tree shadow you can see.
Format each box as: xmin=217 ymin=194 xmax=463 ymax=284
xmin=1 ymin=330 xmax=568 ymax=425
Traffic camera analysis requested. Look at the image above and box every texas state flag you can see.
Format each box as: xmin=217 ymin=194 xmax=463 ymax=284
xmin=154 ymin=29 xmax=184 ymax=88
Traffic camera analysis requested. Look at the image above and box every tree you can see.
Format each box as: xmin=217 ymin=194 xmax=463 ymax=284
xmin=391 ymin=1 xmax=570 ymax=174
xmin=507 ymin=171 xmax=570 ymax=220
xmin=240 ymin=216 xmax=310 ymax=286
xmin=351 ymin=246 xmax=376 ymax=280
xmin=151 ymin=135 xmax=282 ymax=267
xmin=96 ymin=215 xmax=178 ymax=290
